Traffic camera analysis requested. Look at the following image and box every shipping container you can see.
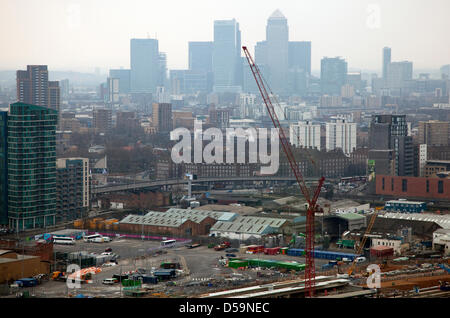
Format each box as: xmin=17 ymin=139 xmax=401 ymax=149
xmin=228 ymin=260 xmax=249 ymax=269
xmin=121 ymin=279 xmax=141 ymax=287
xmin=264 ymin=247 xmax=280 ymax=255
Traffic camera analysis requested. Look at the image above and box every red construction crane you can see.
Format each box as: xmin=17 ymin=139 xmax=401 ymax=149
xmin=242 ymin=46 xmax=325 ymax=297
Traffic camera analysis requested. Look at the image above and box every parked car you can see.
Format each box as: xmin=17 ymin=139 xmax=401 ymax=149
xmin=102 ymin=278 xmax=118 ymax=285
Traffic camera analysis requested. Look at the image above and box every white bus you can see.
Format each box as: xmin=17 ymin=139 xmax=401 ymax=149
xmin=160 ymin=239 xmax=177 ymax=247
xmin=83 ymin=234 xmax=111 ymax=243
xmin=53 ymin=236 xmax=75 ymax=245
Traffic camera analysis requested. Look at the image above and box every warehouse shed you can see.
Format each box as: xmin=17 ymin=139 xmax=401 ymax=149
xmin=209 ymin=216 xmax=291 ymax=240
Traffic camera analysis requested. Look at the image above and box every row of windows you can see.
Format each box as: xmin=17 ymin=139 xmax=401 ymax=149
xmin=382 ymin=178 xmax=444 ymax=194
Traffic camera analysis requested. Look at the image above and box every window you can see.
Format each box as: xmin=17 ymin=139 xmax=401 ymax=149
xmin=382 ymin=177 xmax=385 ymax=190
xmin=402 ymin=179 xmax=407 ymax=192
xmin=438 ymin=180 xmax=444 ymax=194
xmin=426 ymin=180 xmax=430 ymax=193
xmin=391 ymin=179 xmax=394 ymax=191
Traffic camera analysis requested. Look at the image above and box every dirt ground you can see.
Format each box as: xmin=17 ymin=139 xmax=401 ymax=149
xmin=378 ymin=274 xmax=450 ymax=291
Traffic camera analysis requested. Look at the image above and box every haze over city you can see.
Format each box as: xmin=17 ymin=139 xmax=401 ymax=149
xmin=1 ymin=0 xmax=450 ymax=73
xmin=0 ymin=0 xmax=450 ymax=304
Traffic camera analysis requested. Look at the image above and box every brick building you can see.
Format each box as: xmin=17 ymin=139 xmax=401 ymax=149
xmin=100 ymin=191 xmax=170 ymax=210
xmin=118 ymin=208 xmax=231 ymax=237
xmin=375 ymin=175 xmax=450 ymax=200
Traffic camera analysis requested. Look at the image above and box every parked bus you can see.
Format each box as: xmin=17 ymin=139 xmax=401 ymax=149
xmin=53 ymin=236 xmax=75 ymax=245
xmin=83 ymin=234 xmax=111 ymax=243
xmin=160 ymin=239 xmax=176 ymax=247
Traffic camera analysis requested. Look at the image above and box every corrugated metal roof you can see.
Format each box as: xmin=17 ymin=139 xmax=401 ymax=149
xmin=380 ymin=213 xmax=450 ymax=229
xmin=121 ymin=207 xmax=238 ymax=228
xmin=210 ymin=221 xmax=275 ymax=235
xmin=120 ymin=215 xmax=188 ymax=228
xmin=210 ymin=216 xmax=288 ymax=235
xmin=338 ymin=213 xmax=366 ymax=221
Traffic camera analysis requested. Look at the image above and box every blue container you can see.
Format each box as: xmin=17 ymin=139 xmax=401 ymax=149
xmin=15 ymin=278 xmax=38 ymax=287
xmin=142 ymin=276 xmax=158 ymax=284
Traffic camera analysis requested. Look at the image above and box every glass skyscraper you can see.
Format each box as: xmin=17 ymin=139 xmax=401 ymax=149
xmin=189 ymin=41 xmax=213 ymax=73
xmin=7 ymin=102 xmax=57 ymax=230
xmin=130 ymin=38 xmax=160 ymax=93
xmin=213 ymin=19 xmax=242 ymax=92
xmin=288 ymin=41 xmax=311 ymax=76
xmin=266 ymin=10 xmax=289 ymax=95
xmin=109 ymin=69 xmax=131 ymax=94
xmin=0 ymin=111 xmax=7 ymax=225
xmin=320 ymin=57 xmax=348 ymax=95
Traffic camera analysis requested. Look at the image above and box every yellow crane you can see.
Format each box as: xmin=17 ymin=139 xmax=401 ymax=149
xmin=347 ymin=208 xmax=380 ymax=276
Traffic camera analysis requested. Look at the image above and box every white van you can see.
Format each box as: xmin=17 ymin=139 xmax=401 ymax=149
xmin=102 ymin=278 xmax=118 ymax=285
xmin=355 ymin=256 xmax=367 ymax=263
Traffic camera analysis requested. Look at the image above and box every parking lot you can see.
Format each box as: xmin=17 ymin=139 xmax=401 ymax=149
xmin=27 ymin=238 xmax=332 ymax=297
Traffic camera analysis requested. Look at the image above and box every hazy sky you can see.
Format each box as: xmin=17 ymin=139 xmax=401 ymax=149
xmin=1 ymin=0 xmax=449 ymax=74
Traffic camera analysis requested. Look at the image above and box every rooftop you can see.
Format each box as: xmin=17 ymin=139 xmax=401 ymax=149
xmin=269 ymin=9 xmax=286 ymax=19
xmin=210 ymin=215 xmax=289 ymax=235
xmin=379 ymin=212 xmax=450 ymax=229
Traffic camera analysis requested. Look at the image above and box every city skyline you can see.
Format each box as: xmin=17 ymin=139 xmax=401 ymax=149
xmin=1 ymin=0 xmax=449 ymax=74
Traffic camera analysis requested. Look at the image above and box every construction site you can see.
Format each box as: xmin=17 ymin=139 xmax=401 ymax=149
xmin=1 ymin=47 xmax=450 ymax=301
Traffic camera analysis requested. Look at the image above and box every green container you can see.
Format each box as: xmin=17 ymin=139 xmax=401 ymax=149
xmin=122 ymin=279 xmax=141 ymax=287
xmin=228 ymin=260 xmax=249 ymax=269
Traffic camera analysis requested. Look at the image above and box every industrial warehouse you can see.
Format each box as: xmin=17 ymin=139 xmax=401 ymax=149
xmin=0 ymin=195 xmax=449 ymax=299
xmin=1 ymin=1 xmax=450 ymax=309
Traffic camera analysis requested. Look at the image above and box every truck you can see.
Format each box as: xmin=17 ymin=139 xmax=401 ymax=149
xmin=185 ymin=243 xmax=201 ymax=249
xmin=214 ymin=241 xmax=231 ymax=251
xmin=51 ymin=271 xmax=67 ymax=282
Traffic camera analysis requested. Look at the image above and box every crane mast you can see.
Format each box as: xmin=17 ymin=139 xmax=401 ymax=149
xmin=242 ymin=46 xmax=325 ymax=297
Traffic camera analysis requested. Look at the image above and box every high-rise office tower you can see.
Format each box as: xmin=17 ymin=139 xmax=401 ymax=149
xmin=130 ymin=38 xmax=160 ymax=93
xmin=418 ymin=120 xmax=450 ymax=146
xmin=441 ymin=64 xmax=450 ymax=79
xmin=325 ymin=119 xmax=356 ymax=155
xmin=320 ymin=57 xmax=348 ymax=95
xmin=16 ymin=65 xmax=60 ymax=114
xmin=386 ymin=61 xmax=413 ymax=90
xmin=266 ymin=10 xmax=289 ymax=94
xmin=0 ymin=111 xmax=7 ymax=225
xmin=288 ymin=41 xmax=311 ymax=76
xmin=290 ymin=121 xmax=321 ymax=149
xmin=60 ymin=79 xmax=70 ymax=99
xmin=109 ymin=69 xmax=131 ymax=94
xmin=188 ymin=41 xmax=214 ymax=93
xmin=255 ymin=41 xmax=268 ymax=67
xmin=382 ymin=47 xmax=391 ymax=81
xmin=213 ymin=19 xmax=242 ymax=92
xmin=152 ymin=103 xmax=173 ymax=133
xmin=7 ymin=102 xmax=57 ymax=230
xmin=369 ymin=114 xmax=413 ymax=176
xmin=189 ymin=41 xmax=213 ymax=73
xmin=16 ymin=65 xmax=48 ymax=106
xmin=239 ymin=93 xmax=256 ymax=119
xmin=170 ymin=70 xmax=209 ymax=95
xmin=158 ymin=52 xmax=168 ymax=87
xmin=48 ymin=81 xmax=60 ymax=113
xmin=107 ymin=77 xmax=120 ymax=104
xmin=56 ymin=158 xmax=90 ymax=222
xmin=93 ymin=108 xmax=112 ymax=134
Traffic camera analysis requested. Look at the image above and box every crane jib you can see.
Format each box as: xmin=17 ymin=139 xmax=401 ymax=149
xmin=242 ymin=46 xmax=325 ymax=297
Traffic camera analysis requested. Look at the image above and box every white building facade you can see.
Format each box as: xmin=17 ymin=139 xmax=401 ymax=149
xmin=289 ymin=121 xmax=321 ymax=149
xmin=325 ymin=119 xmax=357 ymax=155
